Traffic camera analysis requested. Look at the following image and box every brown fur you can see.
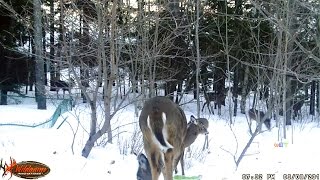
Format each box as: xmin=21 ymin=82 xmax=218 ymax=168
xmin=184 ymin=116 xmax=209 ymax=148
xmin=202 ymin=92 xmax=226 ymax=115
xmin=138 ymin=115 xmax=209 ymax=178
xmin=293 ymin=99 xmax=304 ymax=119
xmin=51 ymin=78 xmax=75 ymax=98
xmin=177 ymin=116 xmax=209 ymax=175
xmin=139 ymin=96 xmax=187 ymax=180
xmin=248 ymin=109 xmax=271 ymax=130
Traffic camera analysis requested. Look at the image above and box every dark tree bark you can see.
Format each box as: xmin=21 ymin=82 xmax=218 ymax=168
xmin=34 ymin=0 xmax=46 ymax=109
xmin=310 ymin=80 xmax=316 ymax=115
xmin=165 ymin=81 xmax=176 ymax=101
xmin=317 ymin=82 xmax=319 ymax=112
xmin=42 ymin=24 xmax=47 ymax=85
xmin=283 ymin=78 xmax=294 ymax=126
xmin=0 ymin=90 xmax=7 ymax=105
xmin=193 ymin=82 xmax=197 ymax=100
xmin=79 ymin=7 xmax=91 ymax=103
xmin=49 ymin=0 xmax=55 ymax=91
xmin=233 ymin=67 xmax=239 ymax=116
xmin=240 ymin=65 xmax=249 ymax=114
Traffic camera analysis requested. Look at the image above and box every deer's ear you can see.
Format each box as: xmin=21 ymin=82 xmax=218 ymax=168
xmin=190 ymin=115 xmax=196 ymax=122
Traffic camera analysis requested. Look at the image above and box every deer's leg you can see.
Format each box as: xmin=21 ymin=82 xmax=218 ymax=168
xmin=174 ymin=150 xmax=184 ymax=174
xmin=206 ymin=102 xmax=213 ymax=114
xmin=218 ymin=103 xmax=221 ymax=116
xmin=298 ymin=110 xmax=302 ymax=120
xmin=174 ymin=157 xmax=179 ymax=174
xmin=147 ymin=151 xmax=161 ymax=180
xmin=203 ymin=134 xmax=209 ymax=150
xmin=163 ymin=150 xmax=174 ymax=180
xmin=180 ymin=150 xmax=185 ymax=175
xmin=209 ymin=103 xmax=214 ymax=114
xmin=201 ymin=102 xmax=206 ymax=112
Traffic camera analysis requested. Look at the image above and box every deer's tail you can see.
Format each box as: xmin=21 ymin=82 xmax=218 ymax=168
xmin=147 ymin=112 xmax=173 ymax=153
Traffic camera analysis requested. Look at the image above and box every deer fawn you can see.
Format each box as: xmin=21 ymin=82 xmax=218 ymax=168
xmin=176 ymin=115 xmax=209 ymax=175
xmin=248 ymin=109 xmax=271 ymax=131
xmin=139 ymin=96 xmax=187 ymax=180
xmin=138 ymin=112 xmax=209 ymax=179
xmin=202 ymin=92 xmax=226 ymax=115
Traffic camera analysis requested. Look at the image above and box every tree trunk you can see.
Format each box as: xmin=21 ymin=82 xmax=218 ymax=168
xmin=234 ymin=0 xmax=243 ymax=116
xmin=149 ymin=9 xmax=159 ymax=98
xmin=195 ymin=0 xmax=200 ymax=117
xmin=106 ymin=0 xmax=118 ymax=144
xmin=165 ymin=81 xmax=176 ymax=101
xmin=0 ymin=90 xmax=7 ymax=105
xmin=81 ymin=1 xmax=117 ymax=157
xmin=317 ymin=81 xmax=320 ymax=114
xmin=42 ymin=25 xmax=47 ymax=85
xmin=193 ymin=82 xmax=197 ymax=99
xmin=310 ymin=80 xmax=316 ymax=115
xmin=49 ymin=0 xmax=55 ymax=91
xmin=90 ymin=99 xmax=97 ymax=135
xmin=80 ymin=9 xmax=90 ymax=103
xmin=233 ymin=67 xmax=239 ymax=116
xmin=34 ymin=0 xmax=46 ymax=109
xmin=240 ymin=65 xmax=249 ymax=114
xmin=82 ymin=129 xmax=105 ymax=158
xmin=285 ymin=79 xmax=293 ymax=125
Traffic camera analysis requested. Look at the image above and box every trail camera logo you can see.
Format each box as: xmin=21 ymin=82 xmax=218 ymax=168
xmin=0 ymin=158 xmax=50 ymax=179
xmin=274 ymin=141 xmax=289 ymax=148
xmin=1 ymin=157 xmax=17 ymax=179
xmin=0 ymin=159 xmax=5 ymax=177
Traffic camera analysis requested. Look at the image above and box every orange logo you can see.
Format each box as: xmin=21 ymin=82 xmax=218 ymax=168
xmin=0 ymin=158 xmax=50 ymax=179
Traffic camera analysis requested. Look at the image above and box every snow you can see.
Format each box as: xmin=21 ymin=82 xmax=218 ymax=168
xmin=0 ymin=91 xmax=320 ymax=180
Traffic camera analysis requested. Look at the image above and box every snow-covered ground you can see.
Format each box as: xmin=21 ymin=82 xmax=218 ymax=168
xmin=0 ymin=90 xmax=320 ymax=180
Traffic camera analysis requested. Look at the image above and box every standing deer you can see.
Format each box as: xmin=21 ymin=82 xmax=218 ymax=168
xmin=138 ymin=113 xmax=209 ymax=179
xmin=51 ymin=79 xmax=75 ymax=98
xmin=176 ymin=115 xmax=209 ymax=175
xmin=202 ymin=92 xmax=226 ymax=115
xmin=248 ymin=109 xmax=271 ymax=131
xmin=139 ymin=96 xmax=187 ymax=180
xmin=293 ymin=99 xmax=304 ymax=119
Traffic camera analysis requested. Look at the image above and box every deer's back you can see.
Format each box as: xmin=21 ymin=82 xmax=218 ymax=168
xmin=139 ymin=96 xmax=187 ymax=147
xmin=249 ymin=109 xmax=265 ymax=120
xmin=293 ymin=100 xmax=304 ymax=111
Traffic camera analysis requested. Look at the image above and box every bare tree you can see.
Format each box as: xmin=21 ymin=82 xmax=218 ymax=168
xmin=195 ymin=0 xmax=201 ymax=117
xmin=49 ymin=0 xmax=55 ymax=91
xmin=78 ymin=1 xmax=120 ymax=158
xmin=34 ymin=0 xmax=46 ymax=109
